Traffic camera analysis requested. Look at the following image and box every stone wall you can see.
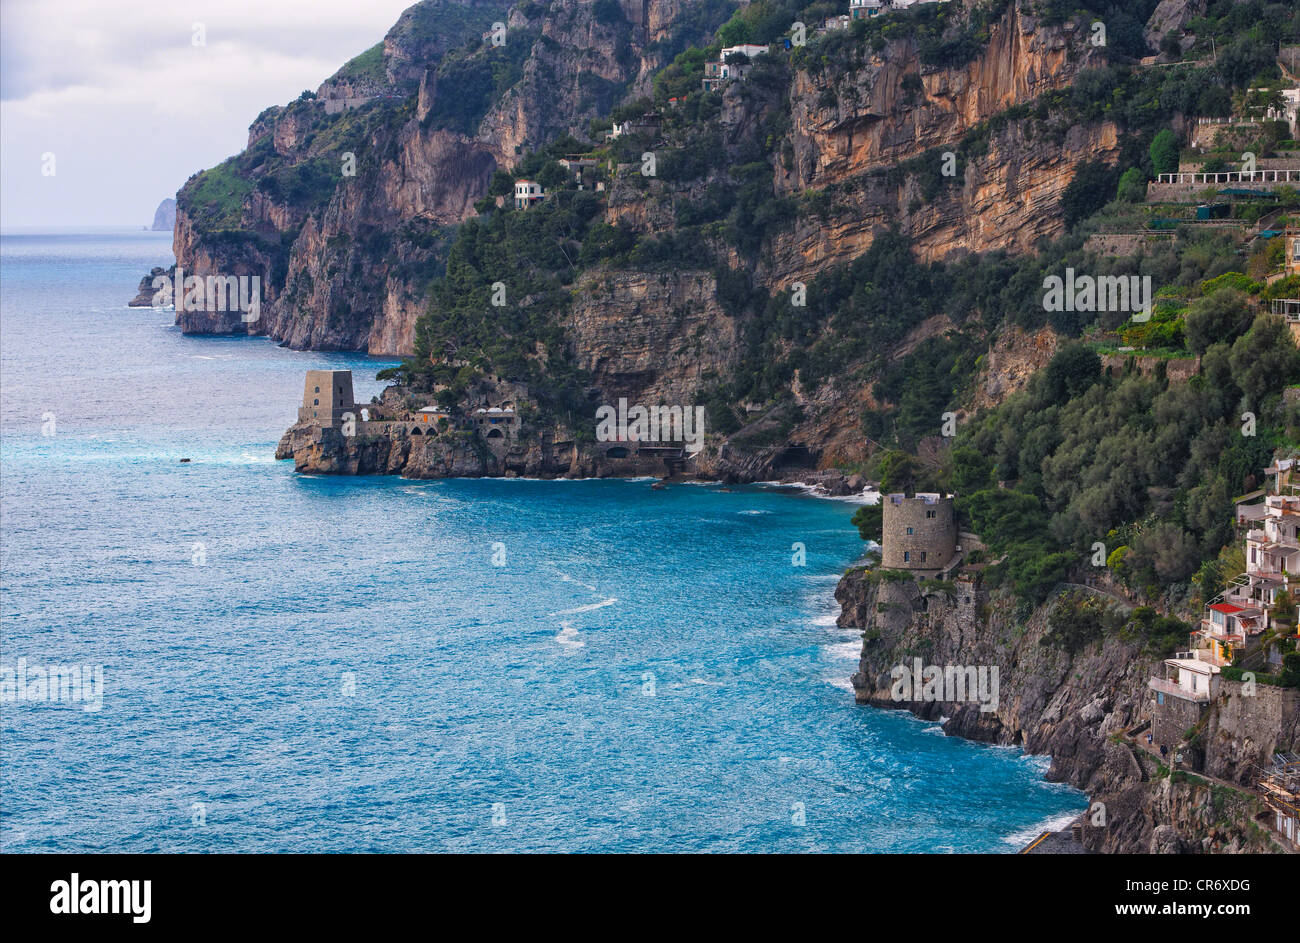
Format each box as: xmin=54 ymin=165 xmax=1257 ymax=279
xmin=1150 ymin=690 xmax=1205 ymax=753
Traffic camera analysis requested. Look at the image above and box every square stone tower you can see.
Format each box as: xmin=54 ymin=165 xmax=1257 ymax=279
xmin=299 ymin=370 xmax=356 ymax=427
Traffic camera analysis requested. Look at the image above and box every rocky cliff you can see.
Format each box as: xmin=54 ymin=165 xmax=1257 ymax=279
xmin=160 ymin=0 xmax=736 ymax=354
xmin=836 ymin=570 xmax=1298 ymax=853
xmin=155 ymin=0 xmax=1117 ymax=362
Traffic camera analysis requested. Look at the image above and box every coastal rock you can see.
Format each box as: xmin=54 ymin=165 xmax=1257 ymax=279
xmin=127 ymin=267 xmax=169 ymax=307
xmin=150 ymin=198 xmax=176 ymax=232
xmin=837 ymin=573 xmax=1296 ymax=853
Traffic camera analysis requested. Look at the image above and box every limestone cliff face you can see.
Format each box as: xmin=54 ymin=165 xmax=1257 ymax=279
xmin=168 ymin=0 xmax=708 ymax=353
xmin=764 ymin=6 xmax=1117 ymax=278
xmin=765 ymin=119 xmax=1118 ymax=285
xmin=476 ymin=0 xmax=685 ymax=164
xmin=972 ymin=325 xmax=1060 ymax=410
xmin=167 ymin=0 xmax=1119 ymax=357
xmin=785 ymin=9 xmax=1100 ymax=191
xmin=564 ymin=269 xmax=737 ymax=405
xmin=836 ymin=572 xmax=1298 ymax=852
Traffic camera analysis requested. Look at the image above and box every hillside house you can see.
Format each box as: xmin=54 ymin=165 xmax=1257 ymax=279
xmin=416 ymin=406 xmax=451 ymax=427
xmin=514 ymin=180 xmax=545 ymax=210
xmin=818 ymin=15 xmax=851 ymax=32
xmin=472 ymin=406 xmax=520 ymax=439
xmin=1149 ymin=654 xmax=1219 ymax=704
xmin=559 ymin=156 xmax=597 ymax=177
xmin=850 ymin=0 xmax=883 ymax=17
xmin=702 ymin=45 xmax=769 ymax=91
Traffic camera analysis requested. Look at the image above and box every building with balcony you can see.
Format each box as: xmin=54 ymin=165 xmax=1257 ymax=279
xmin=1151 ymin=453 xmax=1300 ymax=743
xmin=1149 ymin=653 xmax=1220 ymax=704
xmin=1149 ymin=651 xmax=1221 ymax=749
xmin=514 ymin=180 xmax=545 ymax=210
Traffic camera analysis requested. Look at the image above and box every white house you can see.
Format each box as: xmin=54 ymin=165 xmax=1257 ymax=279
xmin=514 ymin=180 xmax=544 ymax=210
xmin=1149 ymin=653 xmax=1219 ymax=704
xmin=703 ymin=44 xmax=769 ymax=90
xmin=850 ymin=0 xmax=883 ymax=17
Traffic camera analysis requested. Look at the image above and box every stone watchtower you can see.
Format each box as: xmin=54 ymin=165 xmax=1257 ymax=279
xmin=299 ymin=369 xmax=356 ymax=427
xmin=881 ymin=493 xmax=957 ymax=572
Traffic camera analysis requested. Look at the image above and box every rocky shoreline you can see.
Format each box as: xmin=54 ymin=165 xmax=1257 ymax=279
xmin=835 ymin=570 xmax=1298 ymax=853
xmin=276 ymin=411 xmax=874 ymax=493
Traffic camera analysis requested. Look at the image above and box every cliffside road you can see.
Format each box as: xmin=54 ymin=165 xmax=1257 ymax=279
xmin=1127 ymin=733 xmax=1253 ymax=795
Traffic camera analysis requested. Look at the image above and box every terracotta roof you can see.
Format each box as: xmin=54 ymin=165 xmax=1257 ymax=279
xmin=1209 ymin=603 xmax=1244 ymax=614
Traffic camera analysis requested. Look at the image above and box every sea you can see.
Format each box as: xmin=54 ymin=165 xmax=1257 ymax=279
xmin=0 ymin=229 xmax=1086 ymax=852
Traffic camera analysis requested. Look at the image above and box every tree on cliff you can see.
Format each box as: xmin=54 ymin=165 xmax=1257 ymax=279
xmin=1061 ymin=161 xmax=1121 ymax=229
xmin=851 ymin=504 xmax=882 ymax=543
xmin=1184 ymin=289 xmax=1253 ymax=356
xmin=1149 ymin=129 xmax=1179 ymax=177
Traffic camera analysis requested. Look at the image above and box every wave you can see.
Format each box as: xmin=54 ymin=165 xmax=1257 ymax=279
xmin=822 ymin=674 xmax=855 ymax=693
xmin=553 ymin=596 xmax=617 ymax=616
xmin=1000 ymin=810 xmax=1083 ymax=849
xmin=555 ymin=622 xmax=585 ymax=649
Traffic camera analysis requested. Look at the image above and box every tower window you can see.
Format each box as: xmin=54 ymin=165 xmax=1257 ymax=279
xmin=903 ymin=551 xmax=910 ymax=562
xmin=315 ymin=386 xmax=320 ymax=393
xmin=919 ymin=552 xmax=927 ymax=563
xmin=314 ymin=399 xmax=319 ymax=405
xmin=926 ymin=510 xmax=936 ymax=519
xmin=906 ymin=527 xmax=913 ymax=535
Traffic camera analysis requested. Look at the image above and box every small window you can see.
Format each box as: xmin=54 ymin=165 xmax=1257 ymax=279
xmin=903 ymin=551 xmax=910 ymax=562
xmin=314 ymin=398 xmax=319 ymax=405
xmin=906 ymin=527 xmax=914 ymax=535
xmin=919 ymin=552 xmax=927 ymax=563
xmin=315 ymin=386 xmax=320 ymax=393
xmin=926 ymin=510 xmax=936 ymax=519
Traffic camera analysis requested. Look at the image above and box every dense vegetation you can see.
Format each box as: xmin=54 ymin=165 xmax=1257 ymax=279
xmin=949 ymin=320 xmax=1300 ymax=604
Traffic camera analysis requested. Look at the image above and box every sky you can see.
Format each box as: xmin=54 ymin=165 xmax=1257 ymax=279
xmin=1 ymin=0 xmax=418 ymax=229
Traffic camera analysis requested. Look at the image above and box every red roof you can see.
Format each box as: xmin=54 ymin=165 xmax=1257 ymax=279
xmin=1209 ymin=603 xmax=1244 ymax=614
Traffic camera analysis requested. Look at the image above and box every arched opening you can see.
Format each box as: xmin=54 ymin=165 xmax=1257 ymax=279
xmin=773 ymin=445 xmax=813 ymax=470
xmin=486 ymin=428 xmax=504 ymax=439
xmin=606 ymin=446 xmax=630 ymax=458
xmin=411 ymin=427 xmax=423 ymax=435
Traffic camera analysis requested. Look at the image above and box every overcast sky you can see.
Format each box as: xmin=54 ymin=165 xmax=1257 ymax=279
xmin=1 ymin=0 xmax=417 ymax=229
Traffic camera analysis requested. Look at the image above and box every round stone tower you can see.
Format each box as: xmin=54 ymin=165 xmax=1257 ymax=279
xmin=880 ymin=493 xmax=957 ymax=571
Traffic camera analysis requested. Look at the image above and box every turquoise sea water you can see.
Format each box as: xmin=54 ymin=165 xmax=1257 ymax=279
xmin=0 ymin=230 xmax=1085 ymax=852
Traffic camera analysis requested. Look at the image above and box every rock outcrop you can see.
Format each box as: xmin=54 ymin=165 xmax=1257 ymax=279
xmin=836 ymin=571 xmax=1298 ymax=853
xmin=150 ymin=198 xmax=176 ymax=232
